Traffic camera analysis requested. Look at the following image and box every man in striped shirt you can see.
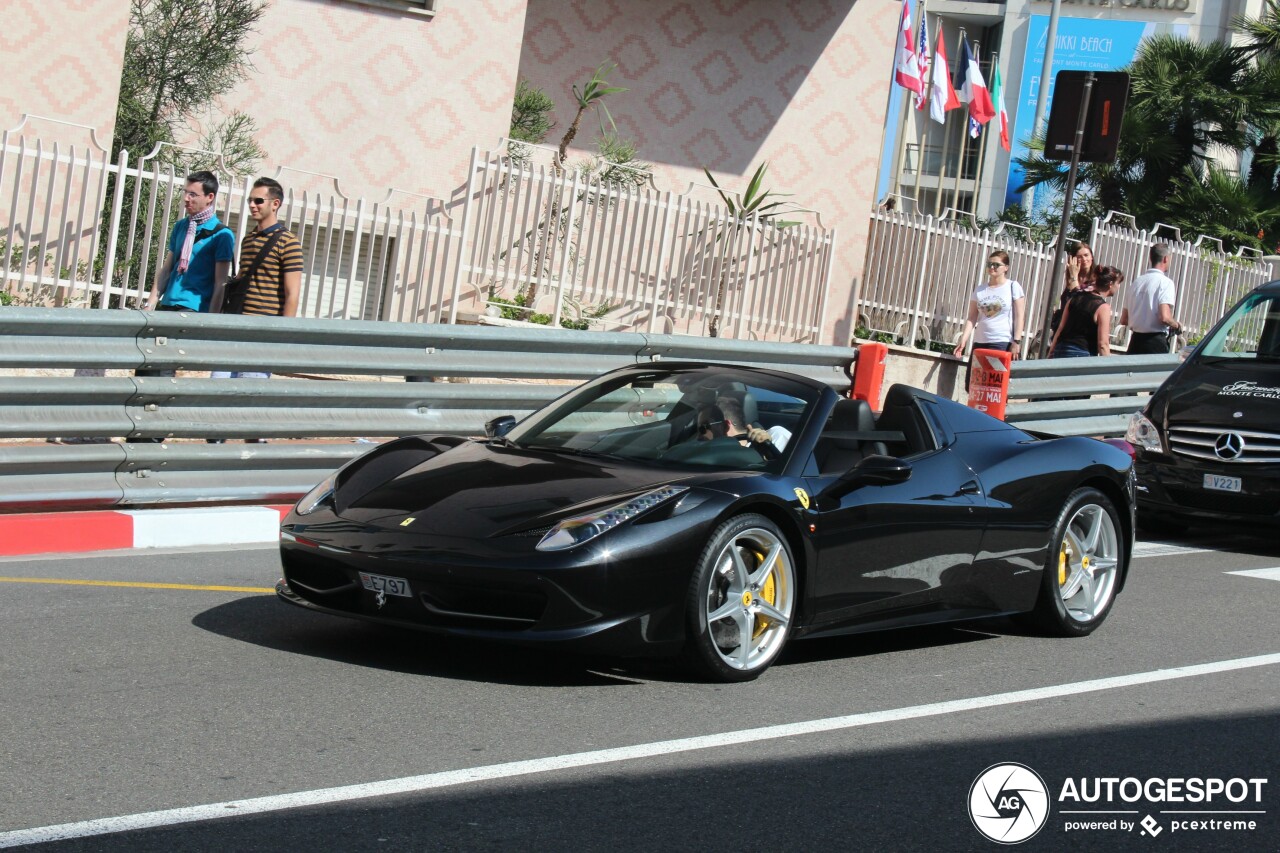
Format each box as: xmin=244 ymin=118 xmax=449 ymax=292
xmin=209 ymin=178 xmax=303 ymax=443
xmin=235 ymin=177 xmax=303 ymax=319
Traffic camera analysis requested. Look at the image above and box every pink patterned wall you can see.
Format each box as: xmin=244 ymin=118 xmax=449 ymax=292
xmin=516 ymin=0 xmax=898 ymax=344
xmin=209 ymin=0 xmax=529 ymax=202
xmin=0 ymin=0 xmax=129 ymax=145
xmin=1 ymin=0 xmax=899 ymax=344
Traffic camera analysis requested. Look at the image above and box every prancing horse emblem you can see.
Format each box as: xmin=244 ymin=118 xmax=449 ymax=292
xmin=375 ymin=589 xmax=387 ymax=609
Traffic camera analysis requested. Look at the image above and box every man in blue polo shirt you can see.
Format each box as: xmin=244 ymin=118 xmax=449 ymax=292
xmin=145 ymin=170 xmax=235 ymax=313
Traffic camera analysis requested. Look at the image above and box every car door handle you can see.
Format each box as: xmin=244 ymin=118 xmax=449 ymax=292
xmin=957 ymin=480 xmax=980 ymax=496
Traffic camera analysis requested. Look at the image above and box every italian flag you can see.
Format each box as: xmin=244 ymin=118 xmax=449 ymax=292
xmin=991 ymin=61 xmax=1010 ymax=152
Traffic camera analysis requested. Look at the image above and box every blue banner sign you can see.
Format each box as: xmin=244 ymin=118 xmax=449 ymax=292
xmin=1006 ymin=16 xmax=1149 ymax=209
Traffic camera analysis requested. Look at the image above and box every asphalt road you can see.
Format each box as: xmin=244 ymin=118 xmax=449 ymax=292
xmin=1 ymin=527 xmax=1278 ymax=852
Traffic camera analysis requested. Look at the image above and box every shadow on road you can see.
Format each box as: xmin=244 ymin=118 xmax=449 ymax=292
xmin=29 ymin=708 xmax=1279 ymax=852
xmin=191 ymin=595 xmax=650 ymax=687
xmin=192 ymin=595 xmax=1007 ymax=687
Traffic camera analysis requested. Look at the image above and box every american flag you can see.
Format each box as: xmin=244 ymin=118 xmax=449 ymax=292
xmin=914 ymin=12 xmax=930 ymax=110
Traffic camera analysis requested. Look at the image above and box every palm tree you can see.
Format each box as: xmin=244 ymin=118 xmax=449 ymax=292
xmin=1013 ymin=31 xmax=1280 ymax=251
xmin=556 ymin=63 xmax=627 ymax=167
xmin=701 ymin=163 xmax=808 ymax=337
xmin=1235 ymin=0 xmax=1280 ymax=60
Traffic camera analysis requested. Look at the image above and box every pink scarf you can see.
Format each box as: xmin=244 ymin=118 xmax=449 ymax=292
xmin=177 ymin=206 xmax=216 ymax=273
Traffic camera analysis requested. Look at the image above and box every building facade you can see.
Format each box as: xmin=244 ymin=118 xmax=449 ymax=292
xmin=1 ymin=0 xmax=902 ymax=346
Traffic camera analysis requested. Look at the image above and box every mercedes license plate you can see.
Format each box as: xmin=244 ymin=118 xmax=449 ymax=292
xmin=1203 ymin=474 xmax=1242 ymax=493
xmin=359 ymin=571 xmax=411 ymax=598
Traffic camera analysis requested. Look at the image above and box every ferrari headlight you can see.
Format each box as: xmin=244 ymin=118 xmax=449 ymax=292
xmin=536 ymin=485 xmax=688 ymax=552
xmin=1125 ymin=411 xmax=1164 ymax=454
xmin=296 ymin=473 xmax=336 ymax=515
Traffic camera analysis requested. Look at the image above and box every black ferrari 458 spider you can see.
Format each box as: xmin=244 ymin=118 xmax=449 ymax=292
xmin=277 ymin=362 xmax=1135 ymax=681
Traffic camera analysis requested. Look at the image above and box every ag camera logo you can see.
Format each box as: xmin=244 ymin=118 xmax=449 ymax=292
xmin=969 ymin=763 xmax=1050 ymax=844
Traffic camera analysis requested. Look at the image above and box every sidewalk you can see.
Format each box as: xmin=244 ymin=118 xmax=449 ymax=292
xmin=0 ymin=506 xmax=292 ymax=557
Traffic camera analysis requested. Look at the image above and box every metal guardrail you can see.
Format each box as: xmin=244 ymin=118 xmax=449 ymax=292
xmin=1005 ymin=354 xmax=1179 ymax=437
xmin=0 ymin=308 xmax=855 ymax=510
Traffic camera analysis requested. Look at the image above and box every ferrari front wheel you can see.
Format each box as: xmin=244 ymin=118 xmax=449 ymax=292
xmin=1027 ymin=487 xmax=1123 ymax=637
xmin=682 ymin=514 xmax=796 ymax=682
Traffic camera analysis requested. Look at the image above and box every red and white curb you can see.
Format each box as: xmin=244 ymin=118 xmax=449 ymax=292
xmin=0 ymin=506 xmax=292 ymax=557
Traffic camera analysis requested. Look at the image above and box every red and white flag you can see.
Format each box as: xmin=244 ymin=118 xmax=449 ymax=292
xmin=957 ymin=38 xmax=995 ymax=125
xmin=913 ymin=12 xmax=930 ymax=110
xmin=893 ymin=0 xmax=923 ymax=94
xmin=929 ymin=23 xmax=960 ymax=124
xmin=991 ymin=61 xmax=1010 ymax=151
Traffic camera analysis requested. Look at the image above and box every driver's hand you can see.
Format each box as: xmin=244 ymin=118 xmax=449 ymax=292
xmin=746 ymin=426 xmax=772 ymax=445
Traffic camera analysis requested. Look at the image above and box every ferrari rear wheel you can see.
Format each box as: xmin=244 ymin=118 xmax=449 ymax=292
xmin=1027 ymin=487 xmax=1123 ymax=637
xmin=682 ymin=514 xmax=796 ymax=682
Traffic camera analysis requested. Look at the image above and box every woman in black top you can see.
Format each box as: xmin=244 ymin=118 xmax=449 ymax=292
xmin=1049 ymin=266 xmax=1124 ymax=358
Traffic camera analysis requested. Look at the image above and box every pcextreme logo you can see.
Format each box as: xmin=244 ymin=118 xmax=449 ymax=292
xmin=969 ymin=764 xmax=1269 ymax=844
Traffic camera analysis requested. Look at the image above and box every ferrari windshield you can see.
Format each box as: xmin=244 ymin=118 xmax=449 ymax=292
xmin=504 ymin=366 xmax=822 ymax=471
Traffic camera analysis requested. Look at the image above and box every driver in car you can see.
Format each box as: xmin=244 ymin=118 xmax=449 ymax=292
xmin=715 ymin=396 xmax=792 ymax=452
xmin=699 ymin=399 xmax=787 ymax=458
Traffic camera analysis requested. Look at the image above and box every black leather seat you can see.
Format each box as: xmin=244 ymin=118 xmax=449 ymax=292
xmin=876 ymin=385 xmax=936 ymax=457
xmin=815 ymin=398 xmax=885 ymax=475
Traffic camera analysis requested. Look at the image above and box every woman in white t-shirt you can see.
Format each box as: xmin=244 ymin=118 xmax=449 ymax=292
xmin=952 ymin=250 xmax=1027 ymax=389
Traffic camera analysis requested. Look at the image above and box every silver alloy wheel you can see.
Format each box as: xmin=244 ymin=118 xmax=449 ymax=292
xmin=704 ymin=526 xmax=795 ymax=672
xmin=1057 ymin=502 xmax=1120 ymax=623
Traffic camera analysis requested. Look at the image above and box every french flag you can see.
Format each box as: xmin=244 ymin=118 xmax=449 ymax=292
xmin=957 ymin=37 xmax=995 ymax=125
xmin=894 ymin=0 xmax=923 ymax=94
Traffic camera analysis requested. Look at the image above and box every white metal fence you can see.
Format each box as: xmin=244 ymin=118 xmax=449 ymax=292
xmin=860 ymin=207 xmax=1275 ymax=354
xmin=457 ymin=143 xmax=835 ymax=341
xmin=0 ymin=117 xmax=834 ymax=342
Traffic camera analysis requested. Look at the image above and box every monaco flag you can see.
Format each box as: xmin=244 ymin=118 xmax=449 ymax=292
xmin=894 ymin=0 xmax=923 ymax=94
xmin=929 ymin=24 xmax=961 ymax=124
xmin=957 ymin=37 xmax=995 ymax=125
xmin=991 ymin=61 xmax=1011 ymax=151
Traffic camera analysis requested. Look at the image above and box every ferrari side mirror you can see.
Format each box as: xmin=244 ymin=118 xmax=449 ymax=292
xmin=820 ymin=454 xmax=911 ymax=500
xmin=485 ymin=415 xmax=517 ymax=438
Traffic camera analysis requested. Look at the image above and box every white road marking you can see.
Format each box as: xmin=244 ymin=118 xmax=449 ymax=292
xmin=3 ymin=652 xmax=1280 ymax=847
xmin=1226 ymin=567 xmax=1280 ymax=583
xmin=1133 ymin=541 xmax=1214 ymax=558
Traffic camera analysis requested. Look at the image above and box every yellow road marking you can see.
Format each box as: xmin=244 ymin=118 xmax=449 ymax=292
xmin=0 ymin=576 xmax=274 ymax=593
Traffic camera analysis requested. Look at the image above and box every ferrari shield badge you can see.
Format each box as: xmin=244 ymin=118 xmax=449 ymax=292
xmin=793 ymin=487 xmax=810 ymax=510
xmin=400 ymin=517 xmax=416 ymax=527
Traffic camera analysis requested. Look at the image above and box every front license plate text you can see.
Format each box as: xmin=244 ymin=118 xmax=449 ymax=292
xmin=1203 ymin=474 xmax=1242 ymax=493
xmin=359 ymin=572 xmax=411 ymax=597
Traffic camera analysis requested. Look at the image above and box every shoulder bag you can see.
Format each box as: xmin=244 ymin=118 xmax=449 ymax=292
xmin=222 ymin=229 xmax=287 ymax=315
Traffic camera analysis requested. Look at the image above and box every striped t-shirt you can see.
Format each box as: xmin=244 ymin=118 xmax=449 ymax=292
xmin=237 ymin=224 xmax=303 ymax=316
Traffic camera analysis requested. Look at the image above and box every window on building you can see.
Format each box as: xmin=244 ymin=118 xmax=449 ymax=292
xmin=337 ymin=0 xmax=436 ymax=18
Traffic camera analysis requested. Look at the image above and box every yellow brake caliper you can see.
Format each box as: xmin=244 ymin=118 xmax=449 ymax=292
xmin=752 ymin=548 xmax=776 ymax=638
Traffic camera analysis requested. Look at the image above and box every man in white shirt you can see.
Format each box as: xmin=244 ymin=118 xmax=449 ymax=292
xmin=1119 ymin=243 xmax=1181 ymax=355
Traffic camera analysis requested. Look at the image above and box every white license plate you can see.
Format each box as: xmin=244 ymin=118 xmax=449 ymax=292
xmin=1203 ymin=474 xmax=1242 ymax=493
xmin=359 ymin=572 xmax=411 ymax=598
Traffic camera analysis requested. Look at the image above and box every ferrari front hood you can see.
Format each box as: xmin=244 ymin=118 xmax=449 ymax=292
xmin=331 ymin=440 xmax=692 ymax=537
